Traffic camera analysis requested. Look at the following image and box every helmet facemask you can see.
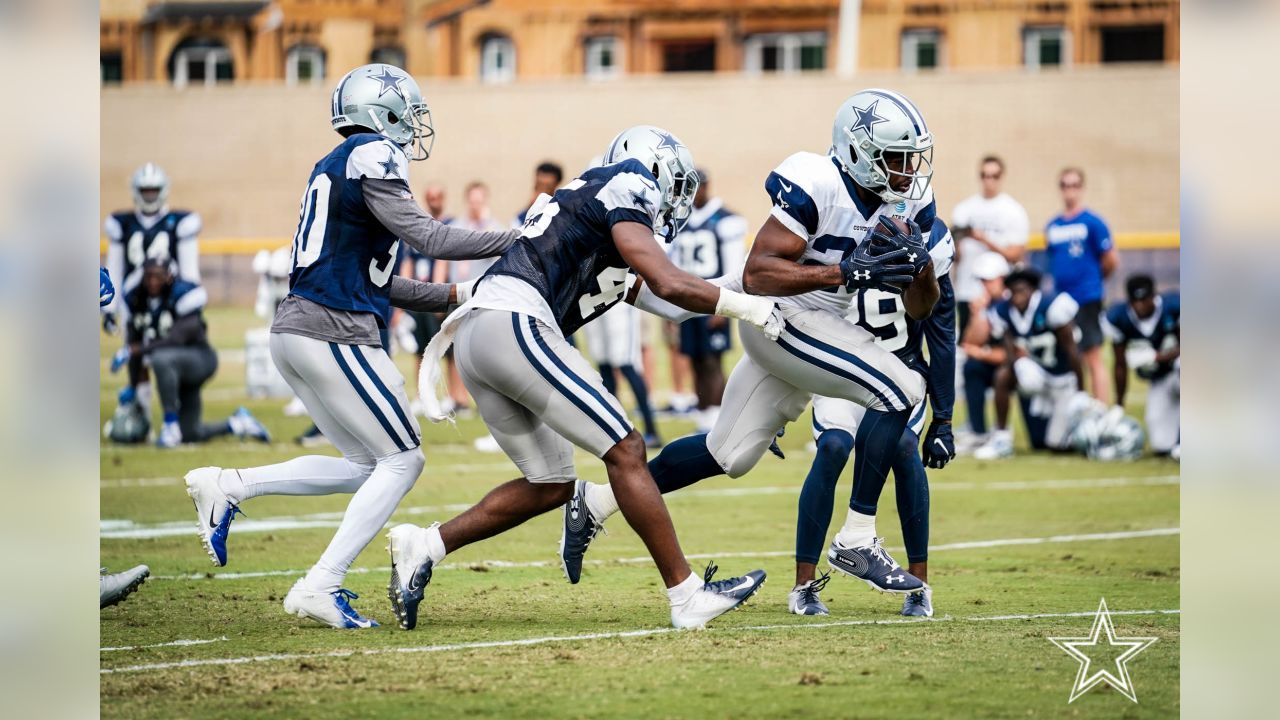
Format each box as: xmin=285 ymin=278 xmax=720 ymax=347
xmin=843 ymin=125 xmax=934 ymax=203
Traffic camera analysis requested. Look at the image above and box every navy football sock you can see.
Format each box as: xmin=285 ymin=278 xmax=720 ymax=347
xmin=963 ymin=359 xmax=994 ymax=434
xmin=619 ymin=365 xmax=658 ymax=437
xmin=598 ymin=363 xmax=618 ymax=397
xmin=892 ymin=432 xmax=930 ymax=564
xmin=796 ymin=430 xmax=854 ymax=565
xmin=647 ymin=434 xmax=724 ymax=494
xmin=849 ymin=408 xmax=911 ymax=515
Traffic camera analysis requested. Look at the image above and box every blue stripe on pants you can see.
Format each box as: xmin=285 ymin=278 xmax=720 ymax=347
xmin=782 ymin=322 xmax=909 ymax=410
xmin=776 ymin=335 xmax=894 ymax=411
xmin=328 ymin=342 xmax=410 ymax=453
xmin=511 ymin=315 xmax=625 ymax=445
xmin=351 ymin=345 xmax=420 ymax=448
xmin=526 ymin=317 xmax=632 ymax=436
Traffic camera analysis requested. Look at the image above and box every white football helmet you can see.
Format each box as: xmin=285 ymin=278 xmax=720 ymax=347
xmin=331 ymin=64 xmax=434 ymax=161
xmin=831 ymin=89 xmax=934 ymax=203
xmin=131 ymin=163 xmax=169 ymax=215
xmin=603 ymin=125 xmax=699 ymax=240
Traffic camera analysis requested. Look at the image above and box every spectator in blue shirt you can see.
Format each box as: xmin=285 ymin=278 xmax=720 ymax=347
xmin=1044 ymin=167 xmax=1119 ymax=402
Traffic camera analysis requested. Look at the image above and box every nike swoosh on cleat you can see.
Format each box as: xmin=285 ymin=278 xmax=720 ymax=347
xmin=727 ymin=577 xmax=756 ymax=594
xmin=208 ymin=504 xmax=220 ymax=529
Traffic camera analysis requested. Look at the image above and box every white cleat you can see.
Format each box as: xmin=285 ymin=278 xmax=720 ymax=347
xmin=973 ymin=432 xmax=1014 ymax=460
xmin=282 ymin=579 xmax=379 ymax=629
xmin=184 ymin=466 xmax=239 ymax=566
xmin=386 ymin=523 xmax=436 ymax=630
xmin=670 ymin=564 xmax=766 ymax=630
xmin=100 ymin=565 xmax=150 ymax=609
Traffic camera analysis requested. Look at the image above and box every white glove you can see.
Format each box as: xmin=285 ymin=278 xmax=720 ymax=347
xmin=454 ymin=279 xmax=478 ymax=305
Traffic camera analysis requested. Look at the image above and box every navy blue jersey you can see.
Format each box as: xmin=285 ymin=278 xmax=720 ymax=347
xmin=125 ymin=280 xmax=208 ymax=346
xmin=482 ymin=159 xmax=661 ymax=336
xmin=105 ymin=209 xmax=200 ymax=293
xmin=1104 ymin=292 xmax=1180 ymax=380
xmin=990 ymin=290 xmax=1079 ymax=376
xmin=670 ymin=198 xmax=747 ymax=280
xmin=287 ymin=133 xmax=409 ymax=326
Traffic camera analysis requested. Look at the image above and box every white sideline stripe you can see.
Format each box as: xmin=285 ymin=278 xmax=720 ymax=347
xmin=100 ymin=608 xmax=1180 ymax=675
xmin=101 ymin=637 xmax=228 ymax=652
xmin=102 ymin=462 xmax=519 ymax=489
xmin=102 ymin=474 xmax=1178 ymax=538
xmin=148 ymin=527 xmax=1178 ymax=581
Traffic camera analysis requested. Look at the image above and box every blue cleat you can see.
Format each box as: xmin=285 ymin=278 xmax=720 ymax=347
xmin=185 ymin=467 xmax=243 ymax=566
xmin=670 ymin=562 xmax=766 ymax=629
xmin=229 ymin=406 xmax=271 ymax=443
xmin=827 ymin=536 xmax=925 ymax=594
xmin=283 ymin=581 xmax=379 ymax=629
xmin=559 ymin=480 xmax=605 ymax=584
xmin=901 ymin=587 xmax=934 ymax=617
xmin=110 ymin=348 xmax=131 ymax=374
xmin=387 ymin=524 xmax=436 ymax=630
xmin=787 ymin=572 xmax=831 ymax=616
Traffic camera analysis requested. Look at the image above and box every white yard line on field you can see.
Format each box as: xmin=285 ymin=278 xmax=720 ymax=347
xmin=148 ymin=527 xmax=1179 ymax=582
xmin=102 ymin=474 xmax=1178 ymax=537
xmin=101 ymin=637 xmax=228 ymax=652
xmin=100 ymin=608 xmax=1180 ymax=676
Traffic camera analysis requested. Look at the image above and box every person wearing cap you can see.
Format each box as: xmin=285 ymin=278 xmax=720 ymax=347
xmin=1103 ymin=275 xmax=1180 ymax=457
xmin=950 ymin=155 xmax=1029 ymax=337
xmin=954 ymin=252 xmax=1011 ymax=452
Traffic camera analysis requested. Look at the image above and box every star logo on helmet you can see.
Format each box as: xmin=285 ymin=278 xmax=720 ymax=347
xmin=850 ymin=100 xmax=888 ymax=137
xmin=379 ymin=148 xmax=401 ymax=177
xmin=370 ymin=66 xmax=407 ymax=102
xmin=650 ymin=129 xmax=684 ymax=153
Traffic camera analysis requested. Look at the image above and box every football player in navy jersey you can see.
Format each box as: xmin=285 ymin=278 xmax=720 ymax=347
xmin=386 ymin=125 xmax=784 ymax=631
xmin=670 ymin=169 xmax=747 ymax=432
xmin=974 ymin=268 xmax=1087 ymax=459
xmin=789 ymin=217 xmax=957 ymax=619
xmin=562 ymin=89 xmax=940 ymax=598
xmin=181 ymin=64 xmax=521 ymax=629
xmin=103 ymin=163 xmax=202 ymax=414
xmin=1104 ymin=274 xmax=1180 ymax=456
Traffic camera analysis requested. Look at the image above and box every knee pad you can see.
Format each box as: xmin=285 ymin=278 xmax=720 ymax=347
xmin=815 ymin=430 xmax=854 ymax=464
xmin=714 ymin=441 xmax=761 ymax=479
xmin=377 ymin=447 xmax=425 ymax=490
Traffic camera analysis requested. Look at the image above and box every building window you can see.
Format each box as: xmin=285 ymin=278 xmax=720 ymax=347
xmin=1100 ymin=25 xmax=1165 ymax=63
xmin=585 ymin=36 xmax=621 ymax=79
xmin=370 ymin=46 xmax=406 ymax=69
xmin=480 ymin=34 xmax=515 ymax=83
xmin=101 ymin=52 xmax=123 ymax=85
xmin=286 ymin=45 xmax=326 ymax=86
xmin=169 ymin=38 xmax=233 ymax=87
xmin=662 ymin=40 xmax=716 ymax=73
xmin=1024 ymin=26 xmax=1068 ymax=69
xmin=744 ymin=32 xmax=827 ymax=73
xmin=901 ymin=29 xmax=942 ymax=71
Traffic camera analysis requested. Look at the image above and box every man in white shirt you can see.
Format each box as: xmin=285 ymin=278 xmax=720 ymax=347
xmin=950 ymin=156 xmax=1029 ymax=336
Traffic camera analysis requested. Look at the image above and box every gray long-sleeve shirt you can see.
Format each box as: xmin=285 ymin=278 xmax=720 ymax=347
xmin=272 ymin=178 xmax=519 ymax=346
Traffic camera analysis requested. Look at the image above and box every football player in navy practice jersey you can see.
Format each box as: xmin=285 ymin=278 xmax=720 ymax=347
xmin=563 ymin=89 xmax=941 ymax=599
xmin=103 ymin=163 xmax=202 ymax=416
xmin=974 ymin=268 xmax=1087 ymax=459
xmin=1104 ymin=274 xmax=1180 ymax=456
xmin=182 ymin=64 xmax=520 ymax=629
xmin=386 ymin=125 xmax=785 ymax=631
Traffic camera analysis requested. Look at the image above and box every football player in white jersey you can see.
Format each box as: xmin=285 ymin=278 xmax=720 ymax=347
xmin=562 ymin=89 xmax=943 ymax=595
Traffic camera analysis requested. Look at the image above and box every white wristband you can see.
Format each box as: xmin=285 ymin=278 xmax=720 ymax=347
xmin=714 ymin=288 xmax=774 ymax=328
xmin=454 ymin=279 xmax=477 ymax=305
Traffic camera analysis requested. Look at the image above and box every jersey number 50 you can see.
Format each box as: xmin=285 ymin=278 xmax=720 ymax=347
xmin=292 ymin=174 xmax=399 ymax=287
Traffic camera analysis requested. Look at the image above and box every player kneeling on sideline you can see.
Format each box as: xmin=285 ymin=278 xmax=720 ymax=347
xmin=387 ymin=126 xmax=780 ymax=631
xmin=973 ymin=268 xmax=1085 ymax=459
xmin=791 ymin=218 xmax=956 ymax=619
xmin=1104 ymin=274 xmax=1179 ymax=458
xmin=560 ymin=89 xmax=939 ymax=598
xmin=125 ymin=259 xmax=269 ymax=448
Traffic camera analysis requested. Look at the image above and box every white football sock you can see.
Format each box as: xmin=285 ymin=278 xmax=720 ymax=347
xmin=304 ymin=448 xmax=424 ymax=593
xmin=666 ymin=571 xmax=703 ymax=606
xmin=223 ymin=456 xmax=374 ymax=502
xmin=834 ymin=508 xmax=877 ymax=549
xmin=424 ymin=523 xmax=447 ymax=564
xmin=583 ymin=482 xmax=620 ymax=521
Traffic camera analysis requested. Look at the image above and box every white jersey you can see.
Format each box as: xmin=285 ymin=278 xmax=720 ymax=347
xmin=763 ymin=151 xmax=937 ymax=315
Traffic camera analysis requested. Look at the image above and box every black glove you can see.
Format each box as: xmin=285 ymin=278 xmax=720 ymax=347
xmin=870 ymin=216 xmax=930 ymax=276
xmin=839 ymin=241 xmax=915 ymax=294
xmin=921 ymin=418 xmax=956 ymax=469
xmin=767 ymin=426 xmax=786 ymax=460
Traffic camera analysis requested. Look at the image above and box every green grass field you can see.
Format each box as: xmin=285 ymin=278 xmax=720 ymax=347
xmin=100 ymin=307 xmax=1179 ymax=719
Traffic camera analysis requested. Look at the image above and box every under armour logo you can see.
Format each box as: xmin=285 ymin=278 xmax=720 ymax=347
xmin=853 ymin=270 xmax=871 ymax=281
xmin=885 ymin=574 xmax=904 ymax=584
xmin=907 ymin=252 xmax=918 ymax=263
